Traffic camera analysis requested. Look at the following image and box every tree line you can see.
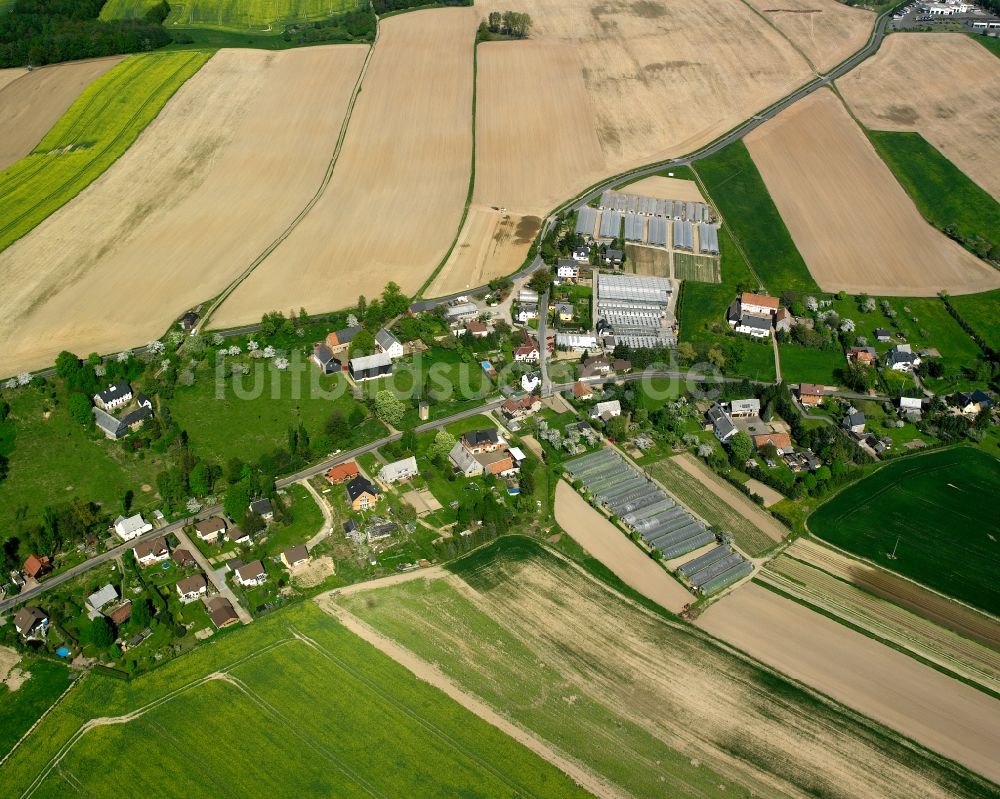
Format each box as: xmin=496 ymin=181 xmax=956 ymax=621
xmin=370 ymin=0 xmax=471 ymax=15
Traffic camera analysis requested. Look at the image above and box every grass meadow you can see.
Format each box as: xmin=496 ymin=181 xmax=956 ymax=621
xmin=101 ymin=0 xmax=361 ymax=29
xmin=867 ymin=130 xmax=1000 ymax=256
xmin=0 ymin=602 xmax=590 ymax=799
xmin=0 ymin=660 xmax=73 ymax=760
xmin=778 ymin=344 xmax=845 ymax=386
xmin=694 ymin=140 xmax=818 ymax=293
xmin=971 ymin=33 xmax=1000 ymax=58
xmin=0 ymin=51 xmax=210 ymax=255
xmin=949 ymin=288 xmax=1000 ymax=354
xmin=809 ymin=447 xmax=1000 ymax=616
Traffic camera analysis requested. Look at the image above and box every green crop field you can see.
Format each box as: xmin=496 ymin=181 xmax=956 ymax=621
xmin=868 ymin=130 xmax=1000 ymax=256
xmin=778 ymin=344 xmax=845 ymax=386
xmin=343 ymin=537 xmax=994 ymax=799
xmin=694 ymin=140 xmax=818 ymax=293
xmin=0 ymin=51 xmax=209 ymax=255
xmin=810 ymin=447 xmax=1000 ymax=616
xmin=673 ymin=252 xmax=720 ymax=282
xmin=949 ymin=289 xmax=1000 ymax=354
xmin=0 ymin=660 xmax=73 ymax=760
xmin=970 ymin=32 xmax=1000 ymax=58
xmin=0 ymin=602 xmax=590 ymax=799
xmin=101 ymin=0 xmax=360 ymax=30
xmin=678 ymin=281 xmax=734 ymax=344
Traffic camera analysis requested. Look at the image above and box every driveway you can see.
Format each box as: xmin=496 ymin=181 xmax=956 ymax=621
xmin=302 ymin=479 xmax=334 ymax=550
xmin=174 ymin=528 xmax=252 ymax=625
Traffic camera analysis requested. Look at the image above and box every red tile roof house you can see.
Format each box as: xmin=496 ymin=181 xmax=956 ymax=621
xmin=176 ymin=574 xmax=208 ymax=604
xmin=752 ymin=432 xmax=793 ymax=455
xmin=464 ymin=320 xmax=489 ymax=338
xmin=501 ymin=395 xmax=541 ymax=421
xmin=134 ymin=537 xmax=170 ymax=567
xmin=572 ymin=381 xmax=594 ymax=400
xmin=797 ymin=384 xmax=825 ymax=407
xmin=236 ymin=560 xmax=267 ymax=587
xmin=325 ymin=461 xmax=360 ymax=485
xmin=22 ymin=554 xmax=51 ymax=580
xmin=514 ymin=345 xmax=540 ymax=363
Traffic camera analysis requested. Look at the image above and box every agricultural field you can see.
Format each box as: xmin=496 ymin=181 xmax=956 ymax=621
xmin=761 ymin=554 xmax=1000 ymax=694
xmin=694 ymin=140 xmax=817 ymax=292
xmin=338 ymin=537 xmax=999 ymax=797
xmin=0 ymin=51 xmax=209 ymax=257
xmin=678 ymin=281 xmax=739 ymax=342
xmin=949 ymin=289 xmax=1000 ymax=354
xmin=623 ymin=174 xmax=706 ymax=202
xmin=673 ymin=252 xmax=720 ymax=282
xmin=742 ymin=0 xmax=874 ymax=71
xmin=838 ymin=33 xmax=1000 ymax=201
xmin=778 ymin=344 xmax=845 ymax=386
xmin=0 ymin=603 xmax=589 ymax=799
xmin=0 ymin=56 xmax=125 ymax=171
xmin=867 ymin=130 xmax=1000 ymax=257
xmin=744 ymin=89 xmax=1000 ymax=296
xmin=214 ymin=8 xmax=477 ymax=327
xmin=646 ymin=453 xmax=785 ymax=556
xmin=697 ymin=580 xmax=1000 ymax=784
xmin=0 ymin=657 xmax=73 ymax=760
xmin=0 ymin=46 xmax=367 ymax=377
xmin=808 ymin=447 xmax=1000 ymax=616
xmin=101 ymin=0 xmax=359 ymax=30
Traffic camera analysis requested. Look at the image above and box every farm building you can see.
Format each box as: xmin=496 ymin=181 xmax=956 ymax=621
xmin=312 ymin=343 xmax=341 ymax=374
xmin=624 ymin=213 xmax=644 ymax=243
xmin=93 ymin=381 xmax=133 ymax=411
xmin=325 ymin=327 xmax=362 ymax=355
xmin=678 ymin=544 xmax=752 ymax=594
xmin=445 ymin=301 xmax=478 ymax=321
xmin=647 ymin=216 xmax=668 ymax=247
xmin=727 ymin=398 xmax=760 ymax=418
xmin=556 ymin=332 xmax=598 ymax=351
xmin=673 ymin=220 xmax=693 ymax=251
xmin=595 ymin=273 xmax=675 ymax=348
xmin=599 ymin=211 xmax=622 ymax=240
xmin=375 ymin=329 xmax=404 ymax=359
xmin=349 ymin=353 xmax=393 ymax=381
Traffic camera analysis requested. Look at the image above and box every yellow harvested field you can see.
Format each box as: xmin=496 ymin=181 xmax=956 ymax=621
xmin=621 ymin=175 xmax=705 ymax=202
xmin=698 ymin=581 xmax=1000 ymax=783
xmin=838 ymin=33 xmax=1000 ymax=201
xmin=215 ymin=8 xmax=476 ymax=326
xmin=0 ymin=56 xmax=125 ymax=171
xmin=0 ymin=46 xmax=367 ymax=375
xmin=554 ymin=480 xmax=693 ymax=613
xmin=745 ymin=89 xmax=1000 ymax=296
xmin=742 ymin=0 xmax=874 ymax=72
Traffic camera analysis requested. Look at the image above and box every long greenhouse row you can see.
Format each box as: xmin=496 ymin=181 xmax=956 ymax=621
xmin=580 ymin=208 xmax=719 ymax=253
xmin=564 ymin=450 xmax=715 ymax=559
xmin=677 ymin=544 xmax=753 ymax=595
xmin=597 ymin=191 xmax=714 ymax=224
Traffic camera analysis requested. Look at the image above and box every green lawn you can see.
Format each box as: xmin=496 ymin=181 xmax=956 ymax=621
xmin=0 ymin=384 xmax=166 ymax=536
xmin=718 ymin=223 xmax=756 ymax=287
xmin=694 ymin=140 xmax=818 ymax=293
xmin=170 ymin=362 xmax=385 ymax=464
xmin=867 ymin=130 xmax=1000 ymax=257
xmin=778 ymin=345 xmax=845 ymax=386
xmin=809 ymin=447 xmax=1000 ymax=616
xmin=948 ymin=289 xmax=1000 ymax=354
xmin=678 ymin=282 xmax=734 ymax=344
xmin=971 ymin=32 xmax=1000 ymax=58
xmin=253 ymin=483 xmax=324 ymax=558
xmin=344 ymin=537 xmax=994 ymax=799
xmin=0 ymin=659 xmax=73 ymax=759
xmin=1 ymin=603 xmax=589 ymax=799
xmin=101 ymin=0 xmax=360 ymax=30
xmin=0 ymin=51 xmax=210 ymax=255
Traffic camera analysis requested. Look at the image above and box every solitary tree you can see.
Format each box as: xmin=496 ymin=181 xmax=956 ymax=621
xmin=374 ymin=390 xmax=406 ymax=428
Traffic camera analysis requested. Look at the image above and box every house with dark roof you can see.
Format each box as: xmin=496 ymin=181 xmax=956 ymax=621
xmin=375 ymin=329 xmax=404 ymax=359
xmin=312 ymin=342 xmax=342 ymax=375
xmin=462 ymin=429 xmax=501 ymax=454
xmin=842 ymin=410 xmax=866 ymax=434
xmin=207 ymin=597 xmax=239 ymax=628
xmin=281 ymin=545 xmax=310 ymax=569
xmin=347 ymin=476 xmax=380 ymax=511
xmin=176 ymin=574 xmax=208 ymax=603
xmin=326 ymin=327 xmax=362 ymax=355
xmin=449 ymin=441 xmax=484 ymax=477
xmin=249 ymin=499 xmax=274 ymax=522
xmin=172 ymin=548 xmax=196 ymax=568
xmin=180 ymin=310 xmax=199 ymax=331
xmin=229 ymin=527 xmax=251 ymax=546
xmin=705 ymin=403 xmax=736 ymax=442
xmin=886 ymin=344 xmax=920 ymax=372
xmin=501 ymin=395 xmax=541 ymax=422
xmin=93 ymin=381 xmax=132 ymax=411
xmin=953 ymin=389 xmax=993 ymax=416
xmin=874 ymin=328 xmax=892 ymax=343
xmin=604 ymin=248 xmax=623 ymax=266
xmin=13 ymin=606 xmax=48 ymax=638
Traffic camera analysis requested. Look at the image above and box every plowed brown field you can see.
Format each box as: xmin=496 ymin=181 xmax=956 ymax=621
xmin=839 ymin=33 xmax=1000 ymax=201
xmin=215 ymin=8 xmax=477 ymax=327
xmin=621 ymin=175 xmax=705 ymax=202
xmin=0 ymin=56 xmax=125 ymax=171
xmin=0 ymin=46 xmax=367 ymax=375
xmin=745 ymin=88 xmax=1000 ymax=296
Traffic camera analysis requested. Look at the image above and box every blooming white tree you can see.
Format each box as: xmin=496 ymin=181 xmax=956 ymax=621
xmin=95 ymin=364 xmax=106 ymax=378
xmin=682 ymin=433 xmax=699 ymax=448
xmin=4 ymin=378 xmax=17 ymax=390
xmin=840 ymin=318 xmax=855 ymax=334
xmin=147 ymin=340 xmax=165 ymax=355
xmin=861 ymin=298 xmax=876 ymax=313
xmin=227 ymin=345 xmax=241 ymax=356
xmin=117 ymin=349 xmax=131 ymax=363
xmin=262 ymin=345 xmax=276 ymax=359
xmin=274 ymin=357 xmax=290 ymax=371
xmin=697 ymin=443 xmax=714 ymax=459
xmin=806 ymin=296 xmax=818 ymax=312
xmin=855 ymin=335 xmax=868 ymax=346
xmin=167 ymin=330 xmax=184 ymax=346
xmin=247 ymin=340 xmax=259 ymax=352
xmin=211 ymin=333 xmax=224 ymax=346
xmin=186 ymin=497 xmax=202 ymax=513
xmin=347 ymin=314 xmax=359 ymax=327
xmin=17 ymin=372 xmax=32 ymax=386
xmin=161 ymin=358 xmax=172 ymax=371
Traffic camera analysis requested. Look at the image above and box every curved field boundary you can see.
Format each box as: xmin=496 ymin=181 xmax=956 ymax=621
xmin=0 ymin=51 xmax=211 ymax=255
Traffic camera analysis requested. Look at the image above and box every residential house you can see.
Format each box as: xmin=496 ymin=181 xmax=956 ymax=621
xmin=249 ymin=499 xmax=274 ymax=523
xmin=194 ymin=517 xmax=227 ymax=543
xmin=514 ymin=345 xmax=540 ymax=363
xmin=113 ymin=514 xmax=152 ymax=542
xmin=92 ymin=395 xmax=153 ymax=440
xmin=739 ymin=292 xmax=781 ymax=316
xmin=516 ymin=303 xmax=539 ymax=324
xmin=375 ymin=329 xmax=404 ymax=359
xmin=22 ymin=554 xmax=50 ymax=580
xmin=847 ymin=346 xmax=877 ymax=366
xmin=86 ymin=584 xmax=118 ymax=614
xmin=235 ymin=560 xmax=267 ymax=587
xmin=176 ymin=574 xmax=208 ymax=604
xmin=229 ymin=527 xmax=251 ymax=546
xmin=462 ymin=429 xmax=501 ymax=454
xmin=206 ymin=597 xmax=239 ymax=629
xmin=752 ymin=431 xmax=793 ymax=455
xmin=774 ymin=307 xmax=792 ymax=333
xmin=281 ymin=545 xmax=310 ymax=569
xmin=108 ymin=601 xmax=132 ymax=626
xmin=707 ymin=404 xmax=737 ymax=443
xmin=572 ymin=381 xmax=594 ymax=401
xmin=93 ymin=381 xmax=132 ymax=411
xmin=612 ymin=358 xmax=632 ymax=373
xmin=572 ymin=246 xmax=589 ymax=263
xmin=312 ymin=342 xmax=342 ymax=374
xmin=501 ymin=395 xmax=541 ymax=422
xmin=343 ymin=518 xmax=361 ymax=542
xmin=180 ymin=310 xmax=199 ymax=332
xmin=580 ymin=355 xmax=612 ymax=378
xmin=727 ymin=398 xmax=760 ymax=418
xmin=732 ymin=313 xmax=772 ymax=339
xmin=478 ymin=450 xmax=517 ymax=477
xmin=134 ymin=537 xmax=170 ymax=567
xmin=325 ymin=326 xmax=362 ymax=355
xmin=953 ymin=390 xmax=994 ymax=416
xmin=13 ymin=606 xmax=48 ymax=639
xmin=842 ymin=411 xmax=866 ymax=434
xmin=521 ymin=372 xmax=541 ymax=393
xmin=604 ymin=248 xmax=623 ymax=266
xmin=798 ymin=384 xmax=825 ymax=407
xmin=378 ymin=456 xmax=419 ymax=484
xmin=727 ymin=292 xmax=783 ymax=339
xmin=326 ymin=461 xmax=360 ymax=485
xmin=347 ymin=476 xmax=380 ymax=511
xmin=464 ymin=320 xmax=489 ymax=338
xmin=445 ymin=301 xmax=480 ymax=321
xmin=886 ymin=344 xmax=920 ymax=372
xmin=172 ymin=548 xmax=196 ymax=568
xmin=898 ymin=396 xmax=924 ymax=420
xmin=349 ymin=352 xmax=393 ymax=382
xmin=874 ymin=328 xmax=892 ymax=343
xmin=556 ymin=258 xmax=580 ymax=279
xmin=555 ymin=302 xmax=575 ymax=322
xmin=590 ymin=400 xmax=622 ymax=424
xmin=449 ymin=441 xmax=484 ymax=477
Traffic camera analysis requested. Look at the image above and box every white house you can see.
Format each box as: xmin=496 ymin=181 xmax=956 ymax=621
xmin=378 ymin=456 xmax=418 ymax=484
xmin=514 ymin=345 xmax=540 ymax=363
xmin=236 ymin=560 xmax=267 ymax=587
xmin=899 ymin=396 xmax=924 ymax=420
xmin=590 ymin=400 xmax=622 ymax=422
xmin=516 ymin=304 xmax=539 ymax=323
xmin=572 ymin=246 xmax=590 ymax=263
xmin=556 ymin=259 xmax=580 ymax=279
xmin=448 ymin=441 xmax=484 ymax=477
xmin=176 ymin=574 xmax=208 ymax=604
xmin=707 ymin=404 xmax=737 ymax=443
xmin=375 ymin=329 xmax=404 ymax=359
xmin=739 ymin=292 xmax=780 ymax=316
xmin=134 ymin=537 xmax=170 ymax=567
xmin=727 ymin=398 xmax=761 ymax=418
xmin=886 ymin=344 xmax=920 ymax=372
xmin=194 ymin=517 xmax=226 ymax=543
xmin=113 ymin=513 xmax=152 ymax=542
xmin=733 ymin=315 xmax=772 ymax=339
xmin=93 ymin=381 xmax=133 ymax=412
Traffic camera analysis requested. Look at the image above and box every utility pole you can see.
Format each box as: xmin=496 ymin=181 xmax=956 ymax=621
xmin=888 ymin=535 xmax=900 ymax=560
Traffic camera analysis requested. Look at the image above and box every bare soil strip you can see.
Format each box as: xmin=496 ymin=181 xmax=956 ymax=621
xmin=214 ymin=8 xmax=477 ymax=327
xmin=0 ymin=57 xmax=125 ymax=171
xmin=0 ymin=47 xmax=367 ymax=374
xmin=838 ymin=33 xmax=1000 ymax=201
xmin=745 ymin=88 xmax=1000 ymax=296
xmin=788 ymin=538 xmax=1000 ymax=650
xmin=698 ymin=581 xmax=1000 ymax=783
xmin=554 ymin=480 xmax=694 ymax=613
